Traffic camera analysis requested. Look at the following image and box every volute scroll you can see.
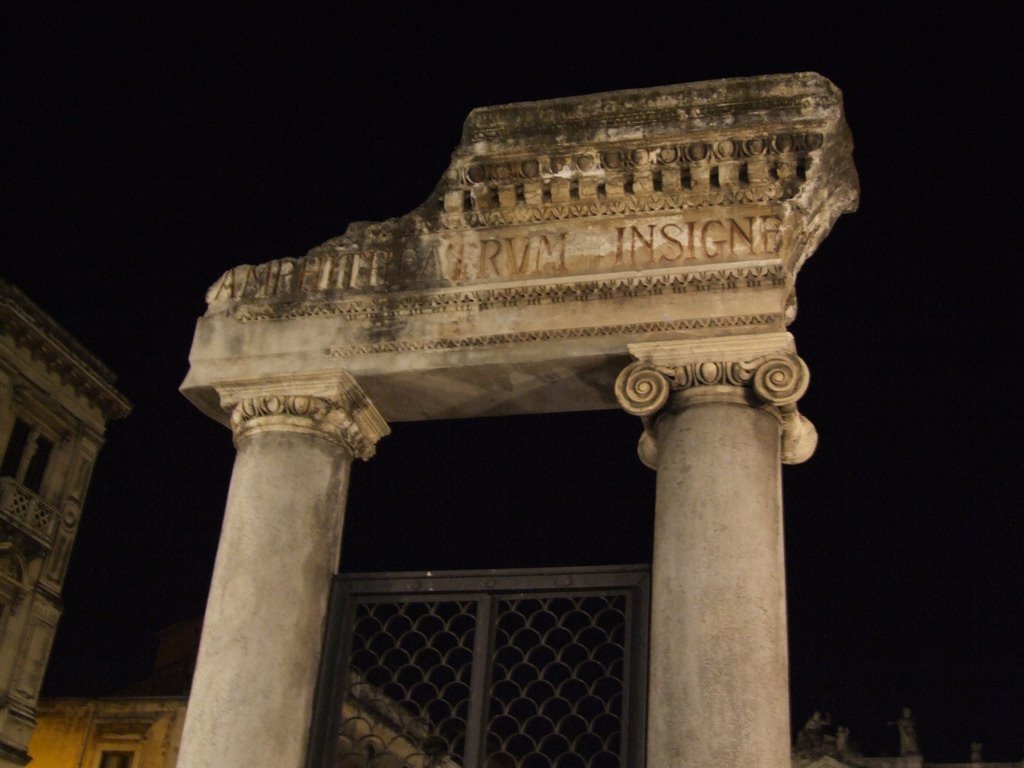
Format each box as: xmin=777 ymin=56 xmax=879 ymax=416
xmin=614 ymin=361 xmax=672 ymax=417
xmin=614 ymin=336 xmax=817 ymax=468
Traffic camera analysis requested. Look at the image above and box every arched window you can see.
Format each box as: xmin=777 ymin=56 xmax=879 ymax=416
xmin=0 ymin=541 xmax=28 ymax=639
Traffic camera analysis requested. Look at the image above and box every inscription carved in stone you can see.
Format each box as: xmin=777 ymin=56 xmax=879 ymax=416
xmin=207 ymin=212 xmax=785 ymax=303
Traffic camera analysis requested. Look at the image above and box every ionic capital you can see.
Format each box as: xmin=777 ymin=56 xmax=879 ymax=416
xmin=219 ymin=373 xmax=390 ymax=460
xmin=615 ymin=333 xmax=817 ymax=466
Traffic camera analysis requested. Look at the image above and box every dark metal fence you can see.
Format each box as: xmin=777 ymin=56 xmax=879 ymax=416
xmin=308 ymin=566 xmax=649 ymax=768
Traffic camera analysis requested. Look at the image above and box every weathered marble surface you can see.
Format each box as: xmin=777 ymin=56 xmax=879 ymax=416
xmin=179 ymin=74 xmax=859 ymax=768
xmin=183 ymin=73 xmax=857 ymax=423
xmin=176 ymin=378 xmax=387 ymax=768
xmin=647 ymin=394 xmax=790 ymax=767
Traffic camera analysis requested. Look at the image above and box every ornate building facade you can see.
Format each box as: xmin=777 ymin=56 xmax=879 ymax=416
xmin=0 ymin=279 xmax=130 ymax=766
xmin=28 ymin=698 xmax=185 ymax=768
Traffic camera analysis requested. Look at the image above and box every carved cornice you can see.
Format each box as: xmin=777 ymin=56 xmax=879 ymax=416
xmin=0 ymin=279 xmax=131 ymax=422
xmin=460 ymin=74 xmax=840 ymax=145
xmin=439 ymin=133 xmax=821 ymax=230
xmin=220 ymin=375 xmax=389 ymax=460
xmin=615 ymin=333 xmax=817 ymax=466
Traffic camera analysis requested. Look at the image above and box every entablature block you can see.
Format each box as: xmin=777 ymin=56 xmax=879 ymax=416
xmin=184 ymin=73 xmax=857 ymax=424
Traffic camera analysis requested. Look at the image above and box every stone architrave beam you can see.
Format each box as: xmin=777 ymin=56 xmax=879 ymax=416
xmin=182 ymin=72 xmax=857 ymax=423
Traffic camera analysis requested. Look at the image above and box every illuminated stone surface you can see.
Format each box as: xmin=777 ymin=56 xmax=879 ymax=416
xmin=182 ymin=72 xmax=857 ymax=424
xmin=180 ymin=73 xmax=858 ymax=768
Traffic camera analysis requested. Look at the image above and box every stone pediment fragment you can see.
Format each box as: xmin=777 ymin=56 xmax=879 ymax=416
xmin=185 ymin=73 xmax=858 ymax=423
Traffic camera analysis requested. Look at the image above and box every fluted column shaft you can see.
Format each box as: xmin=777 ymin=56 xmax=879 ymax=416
xmin=616 ymin=334 xmax=814 ymax=768
xmin=177 ymin=382 xmax=388 ymax=768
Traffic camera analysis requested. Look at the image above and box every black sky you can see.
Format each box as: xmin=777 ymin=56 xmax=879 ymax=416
xmin=3 ymin=3 xmax=1021 ymax=762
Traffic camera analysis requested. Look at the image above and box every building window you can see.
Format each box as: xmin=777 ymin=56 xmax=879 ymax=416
xmin=0 ymin=418 xmax=54 ymax=493
xmin=98 ymin=751 xmax=135 ymax=768
xmin=0 ymin=420 xmax=30 ymax=477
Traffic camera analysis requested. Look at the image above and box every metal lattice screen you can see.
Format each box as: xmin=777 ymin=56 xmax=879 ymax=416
xmin=309 ymin=567 xmax=649 ymax=768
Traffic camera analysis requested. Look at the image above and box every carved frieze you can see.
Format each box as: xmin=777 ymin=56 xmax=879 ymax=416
xmin=0 ymin=279 xmax=130 ymax=424
xmin=230 ymin=262 xmax=785 ymax=324
xmin=204 ymin=204 xmax=795 ymax=316
xmin=323 ymin=312 xmax=785 ymax=358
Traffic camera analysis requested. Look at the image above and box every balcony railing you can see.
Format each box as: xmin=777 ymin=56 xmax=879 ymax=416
xmin=0 ymin=477 xmax=59 ymax=546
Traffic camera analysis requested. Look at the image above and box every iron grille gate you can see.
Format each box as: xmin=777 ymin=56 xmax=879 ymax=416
xmin=308 ymin=566 xmax=649 ymax=768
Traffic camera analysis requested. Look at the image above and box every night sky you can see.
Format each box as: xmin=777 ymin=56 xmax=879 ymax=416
xmin=4 ymin=4 xmax=1021 ymax=763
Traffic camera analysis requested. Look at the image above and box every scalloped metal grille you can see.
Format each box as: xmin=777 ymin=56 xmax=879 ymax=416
xmin=313 ymin=568 xmax=648 ymax=768
xmin=485 ymin=596 xmax=625 ymax=768
xmin=339 ymin=600 xmax=477 ymax=766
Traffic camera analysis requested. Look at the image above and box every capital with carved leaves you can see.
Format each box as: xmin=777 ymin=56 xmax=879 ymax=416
xmin=615 ymin=332 xmax=817 ymax=468
xmin=218 ymin=372 xmax=390 ymax=460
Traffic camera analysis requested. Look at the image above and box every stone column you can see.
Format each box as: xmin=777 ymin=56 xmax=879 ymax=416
xmin=176 ymin=375 xmax=388 ymax=768
xmin=615 ymin=334 xmax=816 ymax=768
